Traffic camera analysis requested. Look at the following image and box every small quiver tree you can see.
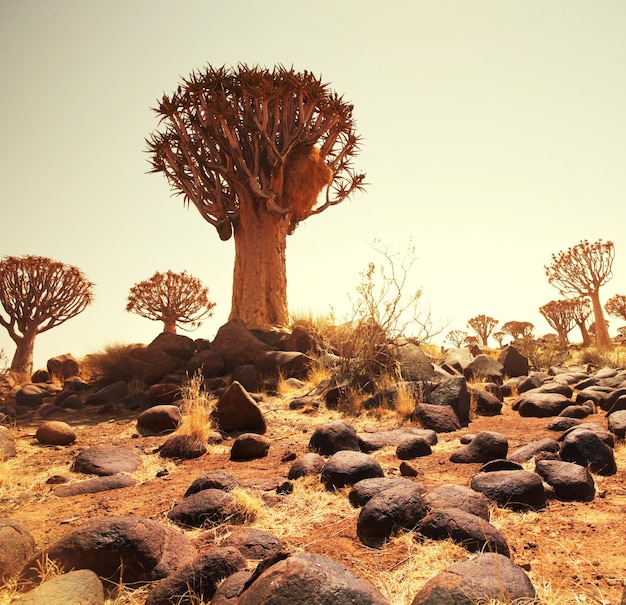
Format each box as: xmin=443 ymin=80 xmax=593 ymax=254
xmin=147 ymin=64 xmax=365 ymax=329
xmin=605 ymin=294 xmax=626 ymax=327
xmin=126 ymin=270 xmax=215 ymax=334
xmin=539 ymin=299 xmax=577 ymax=350
xmin=445 ymin=329 xmax=469 ymax=348
xmin=467 ymin=314 xmax=499 ymax=347
xmin=501 ymin=321 xmax=535 ymax=341
xmin=545 ymin=239 xmax=614 ymax=350
xmin=0 ymin=255 xmax=94 ymax=374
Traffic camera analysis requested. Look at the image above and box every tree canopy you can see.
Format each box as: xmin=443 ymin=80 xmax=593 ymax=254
xmin=147 ymin=64 xmax=365 ymax=327
xmin=545 ymin=239 xmax=614 ymax=349
xmin=126 ymin=270 xmax=215 ymax=334
xmin=0 ymin=255 xmax=94 ymax=373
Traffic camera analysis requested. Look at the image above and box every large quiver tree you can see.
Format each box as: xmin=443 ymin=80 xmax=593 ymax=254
xmin=545 ymin=239 xmax=614 ymax=350
xmin=0 ymin=255 xmax=94 ymax=374
xmin=147 ymin=64 xmax=365 ymax=329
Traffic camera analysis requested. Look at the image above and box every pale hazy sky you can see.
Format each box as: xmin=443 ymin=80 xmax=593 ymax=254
xmin=1 ymin=0 xmax=625 ymax=370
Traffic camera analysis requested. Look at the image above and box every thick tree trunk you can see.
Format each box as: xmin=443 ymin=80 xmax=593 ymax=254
xmin=577 ymin=321 xmax=591 ymax=347
xmin=590 ymin=292 xmax=612 ymax=350
xmin=163 ymin=317 xmax=177 ymax=334
xmin=229 ymin=199 xmax=290 ymax=329
xmin=10 ymin=329 xmax=37 ymax=375
xmin=556 ymin=329 xmax=569 ymax=350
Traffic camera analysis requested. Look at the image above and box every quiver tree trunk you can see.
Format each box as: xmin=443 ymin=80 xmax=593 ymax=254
xmin=10 ymin=329 xmax=37 ymax=375
xmin=590 ymin=292 xmax=612 ymax=350
xmin=230 ymin=197 xmax=290 ymax=328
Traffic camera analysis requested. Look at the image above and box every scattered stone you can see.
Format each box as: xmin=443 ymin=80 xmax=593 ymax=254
xmin=464 ymin=354 xmax=504 ymax=385
xmin=607 ymin=409 xmax=626 ymax=438
xmin=210 ymin=381 xmax=267 ymax=435
xmin=35 ymin=420 xmax=76 ymax=445
xmin=137 ymin=405 xmax=182 ymax=435
xmin=308 ymin=419 xmax=360 ymax=455
xmin=57 ymin=393 xmax=84 ymax=410
xmin=413 ymin=403 xmax=461 ymax=433
xmin=508 ymin=438 xmax=560 ymax=463
xmin=110 ymin=347 xmax=178 ymax=384
xmin=159 ymin=434 xmax=207 ymax=460
xmin=236 ymin=552 xmax=390 ymax=605
xmin=357 ymin=482 xmax=429 ymax=547
xmin=71 ymin=445 xmax=141 ymax=476
xmin=470 ymin=387 xmax=503 ymax=416
xmin=535 ymin=459 xmax=595 ymax=501
xmin=320 ymin=450 xmax=384 ymax=490
xmin=547 ymin=417 xmax=582 ymax=432
xmin=425 ymin=376 xmax=471 ymax=426
xmin=53 ymin=474 xmax=138 ymax=497
xmin=396 ymin=436 xmax=432 ymax=459
xmin=85 ymin=381 xmax=128 ymax=406
xmin=559 ymin=429 xmax=617 ymax=475
xmin=167 ymin=489 xmax=243 ymax=528
xmin=479 ymin=459 xmax=523 ymax=472
xmin=358 ymin=427 xmax=437 ymax=452
xmin=211 ymin=319 xmax=275 ymax=373
xmin=148 ymin=332 xmax=195 ymax=360
xmin=0 ymin=518 xmax=36 ymax=580
xmin=15 ymin=383 xmax=51 ymax=407
xmin=349 ymin=477 xmax=425 ymax=508
xmin=221 ymin=528 xmax=283 ymax=560
xmin=497 ymin=346 xmax=529 ymax=378
xmin=230 ymin=433 xmax=271 ymax=460
xmin=211 ymin=569 xmax=254 ymax=605
xmin=418 ymin=507 xmax=510 ymax=556
xmin=513 ymin=392 xmax=572 ymax=417
xmin=470 ymin=470 xmax=546 ymax=511
xmin=410 ymin=553 xmax=536 ymax=604
xmin=449 ymin=431 xmax=508 ymax=464
xmin=184 ymin=471 xmax=238 ymax=497
xmin=47 ymin=354 xmax=81 ymax=380
xmin=16 ymin=569 xmax=104 ymax=605
xmin=400 ymin=461 xmax=420 ymax=476
xmin=145 ymin=547 xmax=246 ymax=605
xmin=148 ymin=383 xmax=182 ymax=405
xmin=46 ymin=516 xmax=197 ymax=583
xmin=287 ymin=452 xmax=325 ymax=480
xmin=423 ymin=484 xmax=491 ymax=521
xmin=558 ymin=404 xmax=591 ymax=418
xmin=254 ymin=350 xmax=313 ymax=379
xmin=186 ymin=350 xmax=226 ymax=380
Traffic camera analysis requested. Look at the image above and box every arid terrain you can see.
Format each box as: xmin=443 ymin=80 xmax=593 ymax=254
xmin=1 ymin=375 xmax=625 ymax=604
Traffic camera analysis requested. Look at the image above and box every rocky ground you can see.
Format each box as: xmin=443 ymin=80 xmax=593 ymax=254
xmin=1 ymin=373 xmax=626 ymax=604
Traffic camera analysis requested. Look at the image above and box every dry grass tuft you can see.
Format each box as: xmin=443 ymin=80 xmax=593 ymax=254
xmin=176 ymin=372 xmax=216 ymax=441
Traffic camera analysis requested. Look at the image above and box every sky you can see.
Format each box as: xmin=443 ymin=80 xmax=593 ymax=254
xmin=1 ymin=0 xmax=625 ymax=370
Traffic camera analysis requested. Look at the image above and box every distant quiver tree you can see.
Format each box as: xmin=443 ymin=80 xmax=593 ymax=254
xmin=467 ymin=314 xmax=498 ymax=347
xmin=0 ymin=255 xmax=94 ymax=374
xmin=539 ymin=299 xmax=577 ymax=349
xmin=126 ymin=270 xmax=215 ymax=334
xmin=147 ymin=64 xmax=365 ymax=329
xmin=605 ymin=294 xmax=626 ymax=324
xmin=545 ymin=239 xmax=614 ymax=350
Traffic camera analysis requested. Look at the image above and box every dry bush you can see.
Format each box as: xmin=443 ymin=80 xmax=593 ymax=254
xmin=573 ymin=344 xmax=626 ymax=369
xmin=513 ymin=337 xmax=569 ymax=370
xmin=80 ymin=342 xmax=142 ymax=383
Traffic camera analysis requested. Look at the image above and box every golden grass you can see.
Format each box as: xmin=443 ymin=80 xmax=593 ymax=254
xmin=176 ymin=373 xmax=217 ymax=441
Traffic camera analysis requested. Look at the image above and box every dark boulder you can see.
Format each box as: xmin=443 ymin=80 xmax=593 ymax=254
xmin=423 ymin=484 xmax=490 ymax=521
xmin=449 ymin=431 xmax=508 ymax=464
xmin=320 ymin=450 xmax=384 ymax=490
xmin=71 ymin=445 xmax=141 ymax=476
xmin=410 ymin=553 xmax=536 ymax=604
xmin=470 ymin=470 xmax=546 ymax=511
xmin=309 ymin=419 xmax=360 ymax=455
xmin=535 ymin=459 xmax=595 ymax=501
xmin=418 ymin=507 xmax=510 ymax=556
xmin=46 ymin=516 xmax=197 ymax=583
xmin=210 ymin=381 xmax=267 ymax=435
